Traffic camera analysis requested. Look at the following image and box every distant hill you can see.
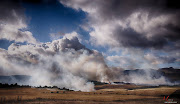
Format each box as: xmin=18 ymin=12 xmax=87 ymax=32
xmin=123 ymin=67 xmax=180 ymax=83
xmin=159 ymin=67 xmax=180 ymax=82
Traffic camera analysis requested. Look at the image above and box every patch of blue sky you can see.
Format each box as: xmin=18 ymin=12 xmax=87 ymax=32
xmin=22 ymin=1 xmax=87 ymax=42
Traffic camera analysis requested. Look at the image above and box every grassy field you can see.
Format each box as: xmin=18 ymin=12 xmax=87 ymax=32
xmin=0 ymin=84 xmax=179 ymax=104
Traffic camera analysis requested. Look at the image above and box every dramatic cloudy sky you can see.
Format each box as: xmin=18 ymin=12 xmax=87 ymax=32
xmin=0 ymin=0 xmax=179 ymax=90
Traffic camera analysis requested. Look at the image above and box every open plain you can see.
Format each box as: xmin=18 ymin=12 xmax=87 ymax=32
xmin=0 ymin=83 xmax=179 ymax=104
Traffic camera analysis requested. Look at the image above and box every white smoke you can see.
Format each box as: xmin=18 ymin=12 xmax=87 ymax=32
xmin=108 ymin=67 xmax=177 ymax=86
xmin=0 ymin=33 xmax=109 ymax=91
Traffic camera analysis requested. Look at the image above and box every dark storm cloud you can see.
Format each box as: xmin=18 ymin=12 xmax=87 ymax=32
xmin=114 ymin=24 xmax=180 ymax=50
xmin=0 ymin=0 xmax=25 ymax=24
xmin=114 ymin=28 xmax=168 ymax=49
xmin=104 ymin=0 xmax=180 ymax=18
xmin=89 ymin=0 xmax=164 ymax=20
xmin=0 ymin=0 xmax=37 ymax=43
xmin=164 ymin=24 xmax=180 ymax=41
xmin=60 ymin=0 xmax=180 ymax=50
xmin=103 ymin=0 xmax=180 ymax=49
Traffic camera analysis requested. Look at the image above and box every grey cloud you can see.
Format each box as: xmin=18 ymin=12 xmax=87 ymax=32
xmin=0 ymin=0 xmax=25 ymax=24
xmin=60 ymin=0 xmax=180 ymax=50
xmin=0 ymin=0 xmax=37 ymax=43
xmin=113 ymin=28 xmax=168 ymax=49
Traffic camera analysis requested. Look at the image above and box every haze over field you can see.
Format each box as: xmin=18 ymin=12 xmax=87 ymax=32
xmin=0 ymin=0 xmax=180 ymax=91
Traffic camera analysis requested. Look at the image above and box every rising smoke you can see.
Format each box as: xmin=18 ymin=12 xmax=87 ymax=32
xmin=0 ymin=34 xmax=109 ymax=91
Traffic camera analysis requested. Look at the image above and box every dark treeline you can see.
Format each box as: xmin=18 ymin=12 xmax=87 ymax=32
xmin=0 ymin=83 xmax=74 ymax=91
xmin=0 ymin=83 xmax=31 ymax=88
xmin=37 ymin=85 xmax=74 ymax=91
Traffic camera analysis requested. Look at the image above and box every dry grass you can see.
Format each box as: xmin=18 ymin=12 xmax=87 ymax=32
xmin=0 ymin=85 xmax=179 ymax=104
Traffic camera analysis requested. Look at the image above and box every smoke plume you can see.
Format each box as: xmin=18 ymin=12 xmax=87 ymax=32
xmin=0 ymin=34 xmax=109 ymax=91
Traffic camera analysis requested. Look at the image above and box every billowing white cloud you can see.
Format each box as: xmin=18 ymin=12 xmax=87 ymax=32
xmin=50 ymin=31 xmax=82 ymax=43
